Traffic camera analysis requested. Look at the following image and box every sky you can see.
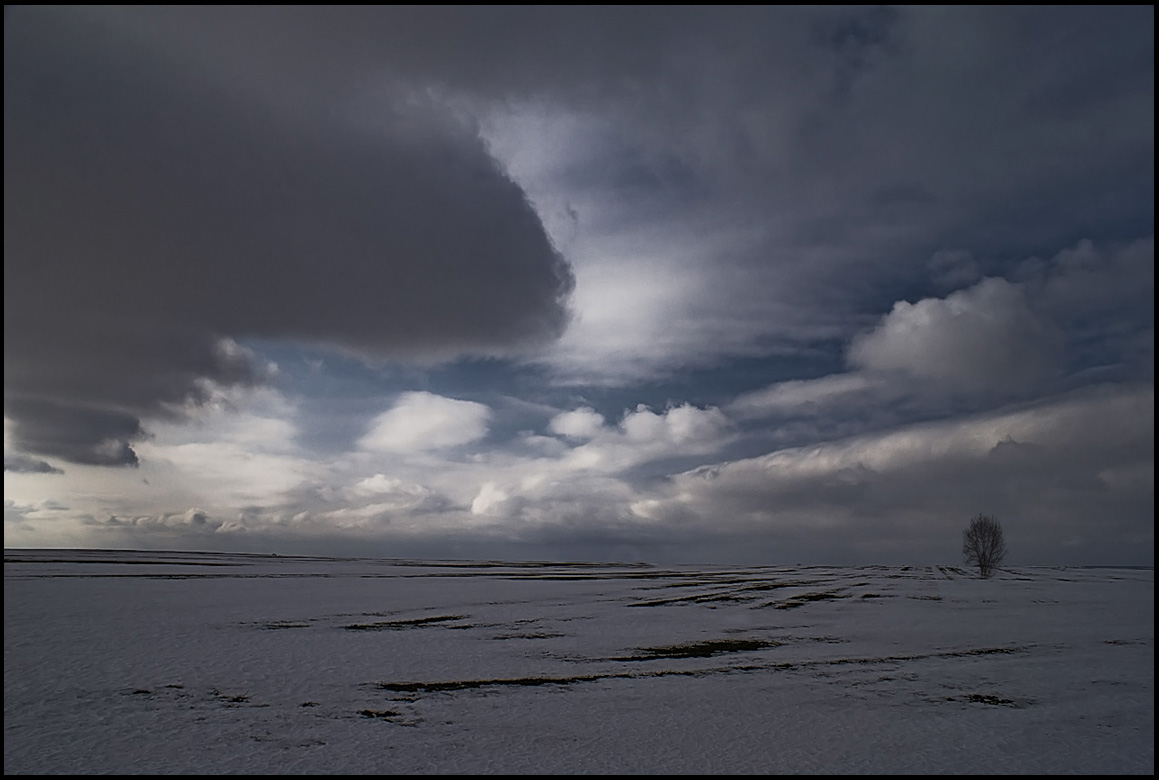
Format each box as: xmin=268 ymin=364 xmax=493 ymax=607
xmin=4 ymin=6 xmax=1154 ymax=565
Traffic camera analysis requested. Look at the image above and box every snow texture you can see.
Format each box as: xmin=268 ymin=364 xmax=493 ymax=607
xmin=4 ymin=550 xmax=1153 ymax=774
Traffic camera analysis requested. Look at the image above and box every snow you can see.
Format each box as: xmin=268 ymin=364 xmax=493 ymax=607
xmin=4 ymin=550 xmax=1153 ymax=774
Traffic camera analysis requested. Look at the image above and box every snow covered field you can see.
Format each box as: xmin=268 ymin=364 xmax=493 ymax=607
xmin=4 ymin=550 xmax=1153 ymax=774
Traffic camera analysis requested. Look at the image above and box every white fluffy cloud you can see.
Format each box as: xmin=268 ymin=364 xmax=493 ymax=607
xmin=470 ymin=482 xmax=512 ymax=516
xmin=358 ymin=392 xmax=492 ymax=452
xmin=559 ymin=403 xmax=732 ymax=473
xmin=548 ymin=407 xmax=606 ymax=439
xmin=458 ymin=403 xmax=733 ymax=524
xmin=847 ymin=277 xmax=1062 ymax=394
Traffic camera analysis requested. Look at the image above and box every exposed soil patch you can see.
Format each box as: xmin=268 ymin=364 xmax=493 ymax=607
xmin=773 ymin=591 xmax=847 ymax=609
xmin=618 ymin=638 xmax=779 ymax=661
xmin=344 ymin=615 xmax=468 ymax=631
xmin=359 ymin=709 xmax=401 ymax=718
xmin=377 ymin=674 xmax=609 ymax=693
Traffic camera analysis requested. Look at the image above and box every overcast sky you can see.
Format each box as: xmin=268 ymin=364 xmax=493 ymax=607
xmin=5 ymin=6 xmax=1153 ymax=565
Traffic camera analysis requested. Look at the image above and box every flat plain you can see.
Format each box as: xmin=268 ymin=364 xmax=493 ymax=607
xmin=4 ymin=549 xmax=1153 ymax=774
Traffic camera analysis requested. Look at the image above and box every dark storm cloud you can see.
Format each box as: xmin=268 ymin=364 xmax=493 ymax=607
xmin=4 ymin=4 xmax=1153 ymax=482
xmin=418 ymin=4 xmax=1150 ymax=382
xmin=4 ymin=399 xmax=146 ymax=467
xmin=4 ymin=454 xmax=64 ymax=475
xmin=4 ymin=7 xmax=573 ymax=466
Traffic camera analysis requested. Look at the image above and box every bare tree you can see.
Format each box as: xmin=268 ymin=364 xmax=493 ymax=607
xmin=963 ymin=514 xmax=1007 ymax=578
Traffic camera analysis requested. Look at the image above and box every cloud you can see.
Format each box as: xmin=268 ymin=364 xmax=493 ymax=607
xmin=1019 ymin=236 xmax=1155 ymax=375
xmin=557 ymin=404 xmax=733 ymax=474
xmin=647 ymin=384 xmax=1154 ymax=563
xmin=847 ymin=277 xmax=1063 ymax=395
xmin=548 ymin=407 xmax=606 ymax=439
xmin=4 ymin=498 xmax=69 ymax=518
xmin=729 ymin=374 xmax=884 ymax=420
xmin=615 ymin=404 xmax=732 ymax=447
xmin=470 ymin=482 xmax=513 ymax=517
xmin=4 ymin=7 xmax=573 ymax=467
xmin=18 ymin=388 xmax=323 ymax=522
xmin=2 ymin=8 xmax=1151 ymax=566
xmin=467 ymin=6 xmax=1152 ymax=385
xmin=928 ymin=249 xmax=981 ymax=291
xmin=1032 ymin=237 xmax=1154 ymax=319
xmin=358 ymin=392 xmax=492 ymax=453
xmin=78 ymin=508 xmax=222 ymax=534
xmin=3 ymin=400 xmax=148 ymax=467
xmin=4 ymin=453 xmax=64 ymax=475
xmin=729 ymin=234 xmax=1152 ymax=437
xmin=346 ymin=474 xmax=452 ymax=514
